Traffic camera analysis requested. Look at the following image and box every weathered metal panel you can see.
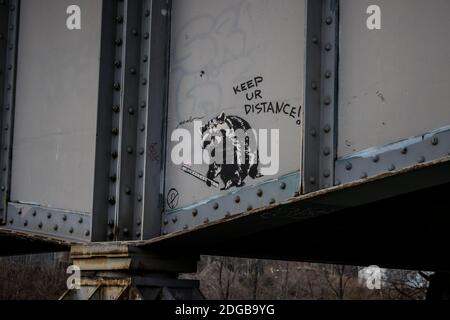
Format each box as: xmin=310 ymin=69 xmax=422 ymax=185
xmin=0 ymin=0 xmax=19 ymax=225
xmin=338 ymin=0 xmax=450 ymax=157
xmin=163 ymin=0 xmax=305 ymax=233
xmin=303 ymin=0 xmax=338 ymax=192
xmin=11 ymin=0 xmax=103 ymax=213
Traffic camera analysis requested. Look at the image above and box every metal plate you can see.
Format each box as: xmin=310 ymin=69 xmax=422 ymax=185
xmin=6 ymin=202 xmax=91 ymax=242
xmin=164 ymin=0 xmax=305 ymax=215
xmin=338 ymin=0 xmax=450 ymax=158
xmin=11 ymin=0 xmax=103 ymax=213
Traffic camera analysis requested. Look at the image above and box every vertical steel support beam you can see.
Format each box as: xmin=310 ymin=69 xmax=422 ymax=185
xmin=103 ymin=0 xmax=169 ymax=241
xmin=92 ymin=0 xmax=119 ymax=241
xmin=106 ymin=0 xmax=142 ymax=241
xmin=115 ymin=0 xmax=142 ymax=241
xmin=303 ymin=0 xmax=339 ymax=193
xmin=135 ymin=0 xmax=170 ymax=240
xmin=0 ymin=0 xmax=19 ymax=225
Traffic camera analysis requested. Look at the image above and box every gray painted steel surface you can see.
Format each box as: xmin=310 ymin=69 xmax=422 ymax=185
xmin=165 ymin=0 xmax=305 ymax=212
xmin=338 ymin=0 xmax=450 ymax=157
xmin=1 ymin=0 xmax=450 ymax=251
xmin=11 ymin=0 xmax=103 ymax=213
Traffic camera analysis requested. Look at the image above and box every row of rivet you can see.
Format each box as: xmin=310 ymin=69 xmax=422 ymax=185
xmin=8 ymin=205 xmax=90 ymax=238
xmin=107 ymin=0 xmax=126 ymax=240
xmin=108 ymin=0 xmax=151 ymax=240
xmin=162 ymin=181 xmax=289 ymax=235
xmin=318 ymin=1 xmax=337 ymax=190
xmin=133 ymin=0 xmax=152 ymax=240
xmin=0 ymin=0 xmax=17 ymax=224
xmin=0 ymin=0 xmax=7 ymax=223
xmin=337 ymin=134 xmax=448 ymax=185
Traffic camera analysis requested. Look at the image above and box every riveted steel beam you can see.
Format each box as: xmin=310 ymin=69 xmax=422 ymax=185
xmin=303 ymin=0 xmax=339 ymax=193
xmin=0 ymin=0 xmax=19 ymax=225
xmin=162 ymin=173 xmax=300 ymax=235
xmin=91 ymin=0 xmax=119 ymax=241
xmin=134 ymin=0 xmax=170 ymax=241
xmin=6 ymin=202 xmax=91 ymax=242
xmin=104 ymin=0 xmax=169 ymax=241
xmin=110 ymin=0 xmax=143 ymax=241
xmin=336 ymin=125 xmax=450 ymax=185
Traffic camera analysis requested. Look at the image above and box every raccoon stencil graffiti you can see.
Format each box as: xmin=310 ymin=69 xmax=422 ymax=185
xmin=184 ymin=113 xmax=261 ymax=191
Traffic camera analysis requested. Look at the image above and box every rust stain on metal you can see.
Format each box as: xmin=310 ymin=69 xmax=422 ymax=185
xmin=73 ymin=257 xmax=132 ymax=271
xmin=71 ymin=243 xmax=131 ymax=258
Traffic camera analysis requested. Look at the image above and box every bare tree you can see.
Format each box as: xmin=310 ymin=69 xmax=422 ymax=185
xmin=322 ymin=265 xmax=355 ymax=300
xmin=217 ymin=257 xmax=238 ymax=300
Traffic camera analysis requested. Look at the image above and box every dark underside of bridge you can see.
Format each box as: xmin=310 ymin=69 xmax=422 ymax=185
xmin=0 ymin=232 xmax=67 ymax=256
xmin=1 ymin=162 xmax=450 ymax=271
xmin=146 ymin=183 xmax=450 ymax=271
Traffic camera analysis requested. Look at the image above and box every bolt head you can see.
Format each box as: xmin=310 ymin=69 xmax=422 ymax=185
xmin=431 ymin=137 xmax=439 ymax=146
